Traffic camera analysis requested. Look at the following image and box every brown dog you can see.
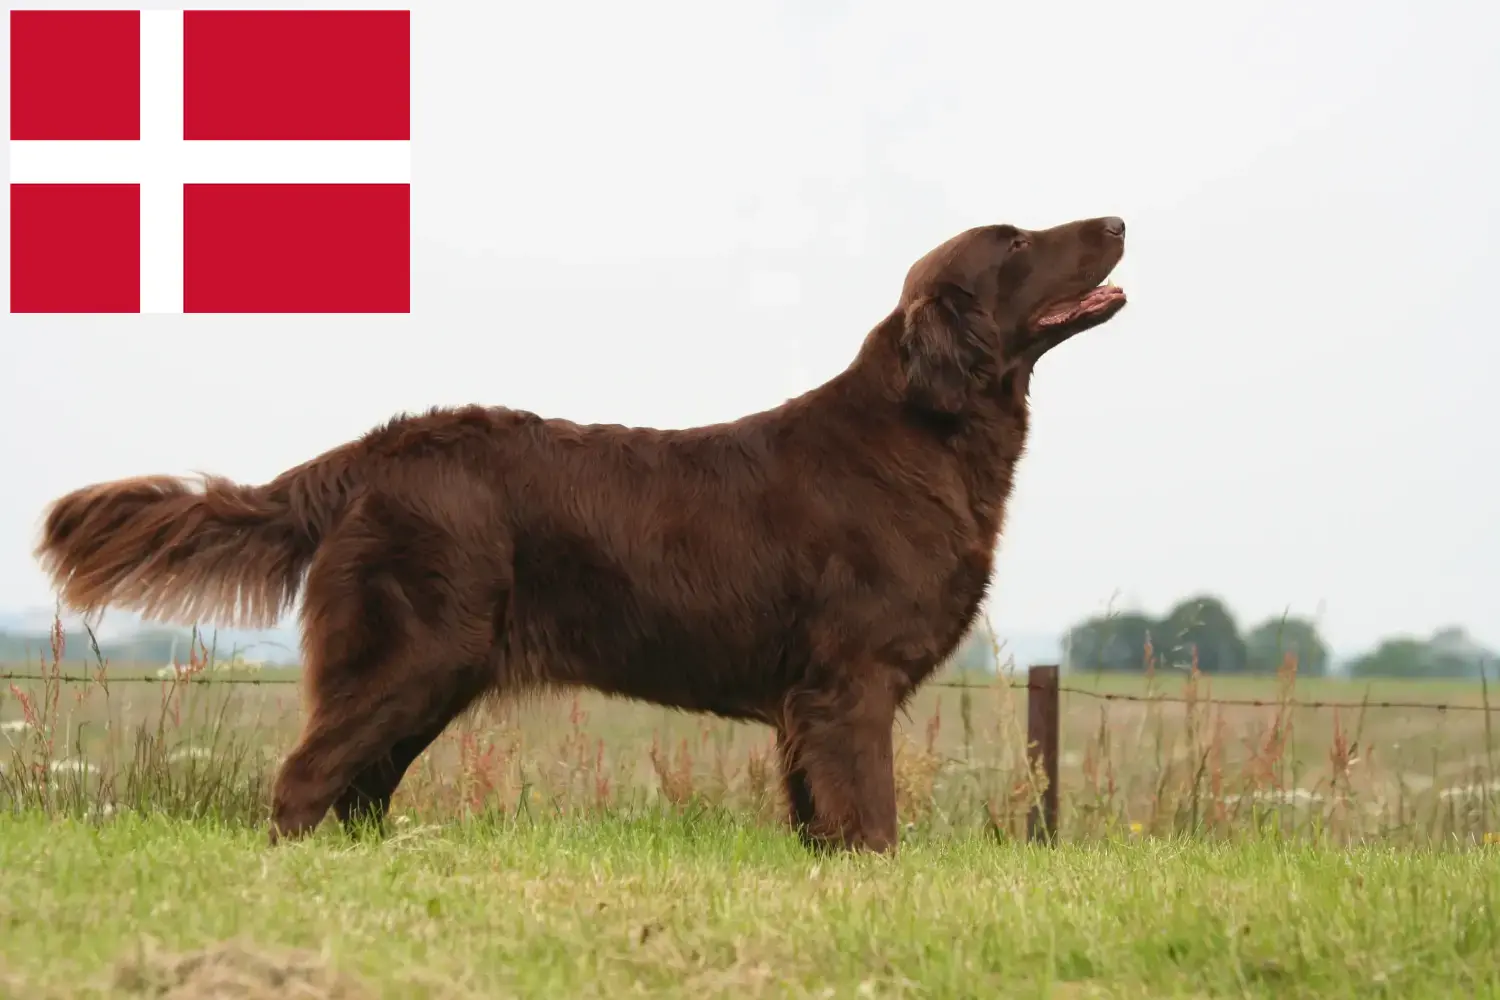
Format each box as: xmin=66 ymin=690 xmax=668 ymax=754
xmin=34 ymin=215 xmax=1127 ymax=851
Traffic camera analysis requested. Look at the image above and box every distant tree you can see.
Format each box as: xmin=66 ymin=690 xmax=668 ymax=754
xmin=1425 ymin=627 xmax=1495 ymax=679
xmin=1244 ymin=615 xmax=1330 ymax=677
xmin=1346 ymin=637 xmax=1434 ymax=679
xmin=0 ymin=625 xmax=214 ymax=667
xmin=1348 ymin=627 xmax=1495 ymax=680
xmin=1156 ymin=595 xmax=1248 ymax=674
xmin=1063 ymin=612 xmax=1155 ymax=673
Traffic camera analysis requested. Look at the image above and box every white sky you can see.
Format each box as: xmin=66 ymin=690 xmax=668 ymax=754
xmin=2 ymin=0 xmax=1496 ymax=654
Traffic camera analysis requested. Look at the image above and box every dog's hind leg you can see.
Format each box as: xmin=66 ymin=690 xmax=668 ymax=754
xmin=269 ymin=503 xmax=499 ymax=844
xmin=332 ymin=673 xmax=485 ymax=837
xmin=270 ymin=648 xmax=491 ymax=843
xmin=331 ymin=726 xmax=441 ymax=837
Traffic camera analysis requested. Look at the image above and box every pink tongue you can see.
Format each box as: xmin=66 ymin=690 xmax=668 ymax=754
xmin=1038 ymin=303 xmax=1080 ymax=326
xmin=1036 ymin=286 xmax=1121 ymax=327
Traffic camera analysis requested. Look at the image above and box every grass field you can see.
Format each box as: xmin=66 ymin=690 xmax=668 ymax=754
xmin=4 ymin=623 xmax=1500 ymax=997
xmin=1 ymin=811 xmax=1497 ymax=999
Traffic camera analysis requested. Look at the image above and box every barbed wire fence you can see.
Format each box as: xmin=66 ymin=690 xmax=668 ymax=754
xmin=4 ymin=668 xmax=1494 ymax=714
xmin=7 ymin=659 xmax=1496 ymax=842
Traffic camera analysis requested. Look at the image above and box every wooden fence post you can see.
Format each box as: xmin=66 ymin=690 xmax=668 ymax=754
xmin=1026 ymin=663 xmax=1060 ymax=844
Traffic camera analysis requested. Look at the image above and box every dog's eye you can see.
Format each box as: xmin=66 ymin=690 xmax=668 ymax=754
xmin=1010 ymin=236 xmax=1031 ymax=252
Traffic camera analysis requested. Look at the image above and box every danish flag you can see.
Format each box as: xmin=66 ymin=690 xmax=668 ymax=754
xmin=8 ymin=8 xmax=410 ymax=313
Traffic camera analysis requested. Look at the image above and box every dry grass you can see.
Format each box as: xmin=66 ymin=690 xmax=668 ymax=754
xmin=110 ymin=939 xmax=373 ymax=1000
xmin=3 ymin=612 xmax=1498 ymax=844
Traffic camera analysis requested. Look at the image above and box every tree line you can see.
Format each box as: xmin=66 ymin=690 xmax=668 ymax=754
xmin=1063 ymin=595 xmax=1494 ymax=679
xmin=2 ymin=597 xmax=1489 ymax=681
xmin=0 ymin=626 xmax=292 ymax=667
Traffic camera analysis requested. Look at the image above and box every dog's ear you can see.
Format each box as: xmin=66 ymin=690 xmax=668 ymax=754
xmin=899 ymin=288 xmax=976 ymax=415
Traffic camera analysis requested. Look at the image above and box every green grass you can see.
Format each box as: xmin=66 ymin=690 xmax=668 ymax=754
xmin=1 ymin=811 xmax=1497 ymax=999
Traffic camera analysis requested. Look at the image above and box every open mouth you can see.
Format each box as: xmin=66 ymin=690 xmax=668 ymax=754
xmin=1030 ymin=284 xmax=1127 ymax=331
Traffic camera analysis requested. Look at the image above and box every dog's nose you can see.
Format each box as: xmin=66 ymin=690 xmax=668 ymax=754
xmin=1101 ymin=217 xmax=1126 ymax=238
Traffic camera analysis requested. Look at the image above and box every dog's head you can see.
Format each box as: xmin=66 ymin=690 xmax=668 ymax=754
xmin=894 ymin=216 xmax=1127 ymax=415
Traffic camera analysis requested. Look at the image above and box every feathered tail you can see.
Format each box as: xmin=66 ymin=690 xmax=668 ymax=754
xmin=33 ymin=454 xmax=354 ymax=629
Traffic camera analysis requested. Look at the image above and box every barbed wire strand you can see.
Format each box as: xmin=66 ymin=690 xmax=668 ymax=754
xmin=1 ymin=671 xmax=296 ymax=686
xmin=3 ymin=671 xmax=1494 ymax=713
xmin=930 ymin=680 xmax=1495 ymax=713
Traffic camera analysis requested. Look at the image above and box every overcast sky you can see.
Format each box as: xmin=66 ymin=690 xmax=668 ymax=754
xmin=2 ymin=0 xmax=1496 ymax=654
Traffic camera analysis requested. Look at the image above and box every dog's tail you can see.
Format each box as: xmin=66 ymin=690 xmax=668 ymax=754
xmin=33 ymin=449 xmax=359 ymax=629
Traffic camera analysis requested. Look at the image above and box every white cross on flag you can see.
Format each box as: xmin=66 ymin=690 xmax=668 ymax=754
xmin=8 ymin=8 xmax=410 ymax=313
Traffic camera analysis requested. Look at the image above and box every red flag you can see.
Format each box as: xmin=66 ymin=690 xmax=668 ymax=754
xmin=9 ymin=9 xmax=410 ymax=314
